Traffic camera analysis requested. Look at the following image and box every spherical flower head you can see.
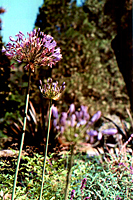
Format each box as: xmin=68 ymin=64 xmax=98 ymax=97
xmin=2 ymin=29 xmax=62 ymax=72
xmin=39 ymin=78 xmax=65 ymax=100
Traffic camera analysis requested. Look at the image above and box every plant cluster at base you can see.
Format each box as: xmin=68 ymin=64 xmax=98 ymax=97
xmin=52 ymin=103 xmax=118 ymax=144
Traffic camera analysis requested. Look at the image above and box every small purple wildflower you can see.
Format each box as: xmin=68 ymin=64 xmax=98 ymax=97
xmin=2 ymin=29 xmax=62 ymax=72
xmin=81 ymin=178 xmax=87 ymax=193
xmin=70 ymin=189 xmax=75 ymax=200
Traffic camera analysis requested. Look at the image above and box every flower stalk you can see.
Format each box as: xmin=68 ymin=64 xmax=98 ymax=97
xmin=12 ymin=68 xmax=31 ymax=200
xmin=64 ymin=143 xmax=75 ymax=200
xmin=39 ymin=99 xmax=52 ymax=200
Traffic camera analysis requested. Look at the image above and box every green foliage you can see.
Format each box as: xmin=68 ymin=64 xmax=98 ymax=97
xmin=0 ymin=151 xmax=132 ymax=199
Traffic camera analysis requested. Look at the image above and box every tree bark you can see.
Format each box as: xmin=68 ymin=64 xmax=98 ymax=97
xmin=105 ymin=0 xmax=133 ymax=112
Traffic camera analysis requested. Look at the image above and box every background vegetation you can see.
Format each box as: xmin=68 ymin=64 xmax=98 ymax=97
xmin=0 ymin=0 xmax=131 ymax=150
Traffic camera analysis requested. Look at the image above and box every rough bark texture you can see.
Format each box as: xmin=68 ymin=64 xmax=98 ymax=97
xmin=104 ymin=0 xmax=133 ymax=111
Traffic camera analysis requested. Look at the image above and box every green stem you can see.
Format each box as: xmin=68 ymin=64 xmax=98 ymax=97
xmin=64 ymin=144 xmax=75 ymax=200
xmin=39 ymin=99 xmax=52 ymax=200
xmin=12 ymin=69 xmax=31 ymax=200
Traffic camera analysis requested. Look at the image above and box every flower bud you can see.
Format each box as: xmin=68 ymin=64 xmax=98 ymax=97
xmin=69 ymin=104 xmax=75 ymax=114
xmin=102 ymin=128 xmax=117 ymax=135
xmin=86 ymin=130 xmax=98 ymax=136
xmin=52 ymin=105 xmax=58 ymax=119
xmin=91 ymin=111 xmax=101 ymax=123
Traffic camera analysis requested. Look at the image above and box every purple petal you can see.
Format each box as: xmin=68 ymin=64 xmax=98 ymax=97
xmin=97 ymin=132 xmax=102 ymax=140
xmin=19 ymin=31 xmax=24 ymax=36
xmin=70 ymin=190 xmax=75 ymax=200
xmin=60 ymin=126 xmax=65 ymax=134
xmin=46 ymin=34 xmax=53 ymax=41
xmin=17 ymin=60 xmax=21 ymax=63
xmin=71 ymin=114 xmax=76 ymax=127
xmin=61 ymin=112 xmax=67 ymax=119
xmin=9 ymin=36 xmax=16 ymax=42
xmin=86 ymin=130 xmax=98 ymax=136
xmin=60 ymin=112 xmax=67 ymax=126
xmin=91 ymin=111 xmax=101 ymax=123
xmin=69 ymin=104 xmax=75 ymax=113
xmin=53 ymin=119 xmax=58 ymax=127
xmin=2 ymin=46 xmax=6 ymax=52
xmin=5 ymin=52 xmax=12 ymax=57
xmin=52 ymin=106 xmax=58 ymax=119
xmin=81 ymin=105 xmax=88 ymax=113
xmin=83 ymin=112 xmax=90 ymax=121
xmin=102 ymin=128 xmax=117 ymax=135
xmin=77 ymin=119 xmax=86 ymax=127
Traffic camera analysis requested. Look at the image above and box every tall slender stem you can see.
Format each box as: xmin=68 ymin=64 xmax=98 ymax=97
xmin=39 ymin=99 xmax=52 ymax=200
xmin=64 ymin=144 xmax=74 ymax=200
xmin=12 ymin=68 xmax=31 ymax=200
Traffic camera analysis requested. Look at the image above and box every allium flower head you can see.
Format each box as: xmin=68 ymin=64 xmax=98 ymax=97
xmin=2 ymin=29 xmax=62 ymax=72
xmin=39 ymin=78 xmax=65 ymax=100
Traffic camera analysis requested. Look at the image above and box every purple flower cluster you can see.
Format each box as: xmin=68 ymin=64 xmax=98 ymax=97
xmin=2 ymin=29 xmax=62 ymax=71
xmin=39 ymin=78 xmax=65 ymax=100
xmin=70 ymin=178 xmax=90 ymax=199
xmin=51 ymin=104 xmax=118 ymax=143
